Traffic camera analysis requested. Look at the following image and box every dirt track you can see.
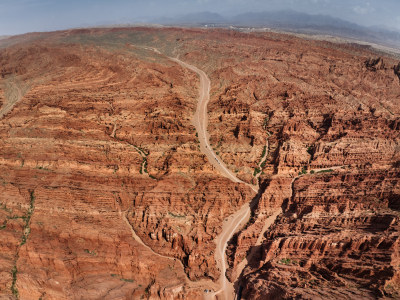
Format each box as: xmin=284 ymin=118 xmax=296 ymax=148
xmin=128 ymin=46 xmax=260 ymax=299
xmin=170 ymin=55 xmax=258 ymax=300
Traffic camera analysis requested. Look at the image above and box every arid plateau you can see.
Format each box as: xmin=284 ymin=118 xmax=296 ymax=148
xmin=0 ymin=27 xmax=399 ymax=299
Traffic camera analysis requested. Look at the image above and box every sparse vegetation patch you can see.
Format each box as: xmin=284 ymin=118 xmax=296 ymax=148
xmin=317 ymin=169 xmax=334 ymax=174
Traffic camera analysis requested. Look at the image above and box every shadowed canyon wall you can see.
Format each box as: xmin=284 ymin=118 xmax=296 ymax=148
xmin=0 ymin=27 xmax=399 ymax=299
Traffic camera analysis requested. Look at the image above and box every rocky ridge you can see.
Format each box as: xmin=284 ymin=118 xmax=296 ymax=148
xmin=0 ymin=28 xmax=399 ymax=299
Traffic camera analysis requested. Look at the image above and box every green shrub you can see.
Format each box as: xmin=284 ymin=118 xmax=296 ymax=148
xmin=307 ymin=146 xmax=314 ymax=155
xmin=84 ymin=249 xmax=97 ymax=256
xmin=261 ymin=145 xmax=267 ymax=157
xmin=11 ymin=265 xmax=18 ymax=297
xmin=263 ymin=117 xmax=269 ymax=129
xmin=298 ymin=167 xmax=307 ymax=175
xmin=279 ymin=258 xmax=292 ymax=265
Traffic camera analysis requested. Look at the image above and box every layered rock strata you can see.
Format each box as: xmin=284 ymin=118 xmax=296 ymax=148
xmin=0 ymin=27 xmax=399 ymax=299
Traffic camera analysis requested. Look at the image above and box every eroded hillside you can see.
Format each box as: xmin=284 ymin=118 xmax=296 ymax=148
xmin=0 ymin=27 xmax=399 ymax=299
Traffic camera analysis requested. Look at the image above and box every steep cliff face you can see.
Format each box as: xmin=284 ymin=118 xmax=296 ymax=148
xmin=195 ymin=36 xmax=400 ymax=298
xmin=0 ymin=28 xmax=399 ymax=299
xmin=166 ymin=30 xmax=400 ymax=298
xmin=241 ymin=168 xmax=400 ymax=299
xmin=393 ymin=62 xmax=400 ymax=81
xmin=0 ymin=38 xmax=254 ymax=299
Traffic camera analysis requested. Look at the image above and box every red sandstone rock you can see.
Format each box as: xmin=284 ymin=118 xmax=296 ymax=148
xmin=0 ymin=27 xmax=399 ymax=299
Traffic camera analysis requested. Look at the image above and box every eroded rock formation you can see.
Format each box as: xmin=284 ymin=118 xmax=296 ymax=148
xmin=0 ymin=27 xmax=399 ymax=299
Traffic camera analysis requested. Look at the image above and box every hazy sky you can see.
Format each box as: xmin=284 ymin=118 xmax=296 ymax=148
xmin=1 ymin=0 xmax=400 ymax=35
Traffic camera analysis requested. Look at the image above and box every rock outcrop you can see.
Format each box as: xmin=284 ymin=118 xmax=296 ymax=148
xmin=394 ymin=62 xmax=400 ymax=81
xmin=0 ymin=27 xmax=399 ymax=299
xmin=0 ymin=35 xmax=253 ymax=299
xmin=184 ymin=33 xmax=400 ymax=299
xmin=365 ymin=57 xmax=385 ymax=71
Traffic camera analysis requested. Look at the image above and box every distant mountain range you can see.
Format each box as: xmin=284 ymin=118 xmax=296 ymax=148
xmin=154 ymin=10 xmax=400 ymax=49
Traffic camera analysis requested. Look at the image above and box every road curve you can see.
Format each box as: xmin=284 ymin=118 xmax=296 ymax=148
xmin=142 ymin=46 xmax=258 ymax=299
xmin=140 ymin=47 xmax=254 ymax=188
xmin=211 ymin=203 xmax=251 ymax=299
xmin=170 ymin=57 xmax=254 ymax=187
xmin=169 ymin=56 xmax=257 ymax=300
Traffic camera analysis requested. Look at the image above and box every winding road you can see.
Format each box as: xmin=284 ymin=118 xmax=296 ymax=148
xmin=141 ymin=46 xmax=260 ymax=299
xmin=169 ymin=55 xmax=258 ymax=300
xmin=170 ymin=57 xmax=258 ymax=190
